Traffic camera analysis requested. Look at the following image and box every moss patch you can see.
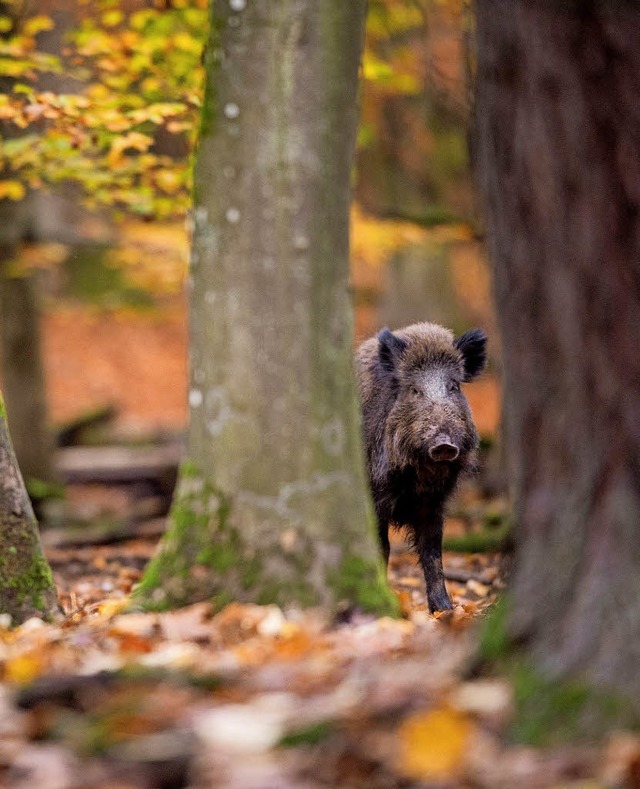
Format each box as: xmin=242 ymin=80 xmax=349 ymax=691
xmin=0 ymin=519 xmax=59 ymax=622
xmin=278 ymin=721 xmax=335 ymax=748
xmin=329 ymin=553 xmax=399 ymax=617
xmin=132 ymin=462 xmax=235 ymax=611
xmin=510 ymin=660 xmax=640 ymax=746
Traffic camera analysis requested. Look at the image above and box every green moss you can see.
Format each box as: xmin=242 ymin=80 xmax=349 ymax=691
xmin=196 ymin=541 xmax=237 ymax=572
xmin=133 ymin=462 xmax=240 ymax=610
xmin=510 ymin=660 xmax=640 ymax=746
xmin=478 ymin=594 xmax=511 ymax=663
xmin=255 ymin=581 xmax=318 ymax=609
xmin=278 ymin=721 xmax=334 ymax=748
xmin=179 ymin=458 xmax=201 ymax=478
xmin=240 ymin=557 xmax=262 ymax=589
xmin=443 ymin=522 xmax=512 ymax=553
xmin=329 ymin=553 xmax=399 ymax=616
xmin=26 ymin=477 xmax=66 ymax=501
xmin=0 ymin=392 xmax=6 ymax=421
xmin=0 ymin=530 xmax=57 ymax=617
xmin=212 ymin=590 xmax=234 ymax=610
xmin=197 ymin=3 xmax=224 ymax=141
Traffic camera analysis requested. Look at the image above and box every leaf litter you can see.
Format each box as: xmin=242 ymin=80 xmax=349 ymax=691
xmin=0 ymin=528 xmax=637 ymax=788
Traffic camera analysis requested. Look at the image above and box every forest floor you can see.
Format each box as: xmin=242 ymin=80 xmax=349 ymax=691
xmin=1 ymin=301 xmax=638 ymax=788
xmin=0 ymin=505 xmax=637 ymax=788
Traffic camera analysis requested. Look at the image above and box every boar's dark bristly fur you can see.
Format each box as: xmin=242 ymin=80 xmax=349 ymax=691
xmin=355 ymin=322 xmax=487 ymax=612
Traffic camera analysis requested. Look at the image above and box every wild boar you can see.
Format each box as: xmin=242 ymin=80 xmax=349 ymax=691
xmin=355 ymin=322 xmax=487 ymax=612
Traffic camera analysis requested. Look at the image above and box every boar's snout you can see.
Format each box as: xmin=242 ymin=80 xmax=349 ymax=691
xmin=428 ymin=436 xmax=460 ymax=462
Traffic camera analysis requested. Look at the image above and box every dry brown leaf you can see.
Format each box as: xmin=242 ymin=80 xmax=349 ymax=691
xmin=466 ymin=579 xmax=490 ymax=597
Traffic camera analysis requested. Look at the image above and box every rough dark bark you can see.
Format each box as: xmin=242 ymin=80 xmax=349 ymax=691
xmin=0 ymin=391 xmax=60 ymax=623
xmin=474 ymin=0 xmax=640 ymax=701
xmin=135 ymin=0 xmax=396 ymax=615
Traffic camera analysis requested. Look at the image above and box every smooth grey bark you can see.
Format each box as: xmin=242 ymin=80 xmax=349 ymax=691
xmin=0 ymin=391 xmax=60 ymax=623
xmin=474 ymin=0 xmax=640 ymax=701
xmin=136 ymin=1 xmax=396 ymax=614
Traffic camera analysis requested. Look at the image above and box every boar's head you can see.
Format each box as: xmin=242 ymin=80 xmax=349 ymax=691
xmin=377 ymin=322 xmax=486 ymax=476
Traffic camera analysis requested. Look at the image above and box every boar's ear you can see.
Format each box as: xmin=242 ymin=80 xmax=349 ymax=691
xmin=454 ymin=328 xmax=487 ymax=381
xmin=377 ymin=327 xmax=408 ymax=373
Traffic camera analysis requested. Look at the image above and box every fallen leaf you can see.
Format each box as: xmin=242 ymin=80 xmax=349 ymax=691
xmin=450 ymin=679 xmax=512 ymax=720
xmin=4 ymin=652 xmax=43 ymax=685
xmin=396 ymin=706 xmax=473 ymax=781
xmin=466 ymin=579 xmax=490 ymax=597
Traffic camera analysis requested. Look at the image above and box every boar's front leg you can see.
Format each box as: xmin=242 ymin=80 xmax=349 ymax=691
xmin=412 ymin=503 xmax=453 ymax=613
xmin=374 ymin=503 xmax=391 ymax=569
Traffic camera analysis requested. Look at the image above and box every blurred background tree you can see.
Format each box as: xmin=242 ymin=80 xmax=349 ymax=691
xmin=474 ymin=0 xmax=640 ymax=723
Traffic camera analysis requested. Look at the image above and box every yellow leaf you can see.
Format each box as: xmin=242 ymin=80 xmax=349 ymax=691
xmin=108 ymin=132 xmax=154 ymax=166
xmin=101 ymin=10 xmax=123 ymax=27
xmin=97 ymin=598 xmax=129 ymax=619
xmin=4 ymin=652 xmax=42 ymax=684
xmin=0 ymin=180 xmax=26 ymax=200
xmin=397 ymin=707 xmax=472 ymax=781
xmin=22 ymin=15 xmax=55 ymax=37
xmin=154 ymin=169 xmax=181 ymax=194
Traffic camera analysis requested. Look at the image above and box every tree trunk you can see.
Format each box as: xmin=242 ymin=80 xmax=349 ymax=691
xmin=0 ymin=256 xmax=54 ymax=488
xmin=135 ymin=1 xmax=396 ymax=615
xmin=0 ymin=2 xmax=56 ymax=493
xmin=474 ymin=0 xmax=640 ymax=701
xmin=0 ymin=391 xmax=60 ymax=623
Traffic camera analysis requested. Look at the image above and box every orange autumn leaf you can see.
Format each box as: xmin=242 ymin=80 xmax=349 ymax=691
xmin=97 ymin=598 xmax=129 ymax=619
xmin=0 ymin=180 xmax=26 ymax=200
xmin=396 ymin=707 xmax=472 ymax=782
xmin=4 ymin=651 xmax=43 ymax=684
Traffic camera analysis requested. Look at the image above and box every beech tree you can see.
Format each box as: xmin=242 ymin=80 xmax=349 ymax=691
xmin=0 ymin=391 xmax=59 ymax=622
xmin=135 ymin=1 xmax=396 ymax=615
xmin=474 ymin=0 xmax=640 ymax=706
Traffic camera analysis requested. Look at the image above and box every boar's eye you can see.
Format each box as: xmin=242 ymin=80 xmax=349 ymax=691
xmin=449 ymin=380 xmax=461 ymax=394
xmin=410 ymin=385 xmax=421 ymax=397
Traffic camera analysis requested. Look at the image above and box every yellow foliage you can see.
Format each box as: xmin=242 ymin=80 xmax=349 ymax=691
xmin=396 ymin=706 xmax=472 ymax=781
xmin=351 ymin=204 xmax=427 ymax=270
xmin=107 ymin=220 xmax=189 ymax=295
xmin=108 ymin=131 xmax=154 ymax=166
xmin=22 ymin=15 xmax=55 ymax=37
xmin=0 ymin=180 xmax=26 ymax=200
xmin=4 ymin=651 xmax=43 ymax=684
xmin=97 ymin=598 xmax=130 ymax=619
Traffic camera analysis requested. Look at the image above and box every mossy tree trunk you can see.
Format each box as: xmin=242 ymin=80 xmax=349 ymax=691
xmin=474 ymin=0 xmax=640 ymax=703
xmin=0 ymin=391 xmax=60 ymax=622
xmin=135 ymin=1 xmax=396 ymax=615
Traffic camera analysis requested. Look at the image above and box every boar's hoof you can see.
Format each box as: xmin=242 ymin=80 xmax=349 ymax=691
xmin=429 ymin=442 xmax=460 ymax=462
xmin=428 ymin=594 xmax=454 ymax=613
